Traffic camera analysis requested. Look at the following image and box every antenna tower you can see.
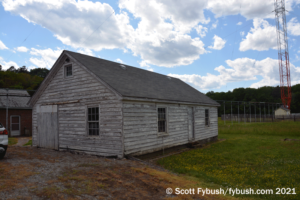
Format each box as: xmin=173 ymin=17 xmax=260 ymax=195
xmin=274 ymin=0 xmax=292 ymax=109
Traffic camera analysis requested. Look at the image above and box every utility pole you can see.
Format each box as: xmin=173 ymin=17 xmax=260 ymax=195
xmin=6 ymin=88 xmax=8 ymax=130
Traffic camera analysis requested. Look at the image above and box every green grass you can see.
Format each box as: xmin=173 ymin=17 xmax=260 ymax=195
xmin=157 ymin=120 xmax=300 ymax=200
xmin=23 ymin=140 xmax=32 ymax=146
xmin=8 ymin=138 xmax=18 ymax=145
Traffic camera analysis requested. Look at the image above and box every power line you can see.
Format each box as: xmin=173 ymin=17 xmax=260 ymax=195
xmin=5 ymin=11 xmax=52 ymax=63
xmin=83 ymin=11 xmax=115 ymax=44
xmin=231 ymin=3 xmax=242 ymax=60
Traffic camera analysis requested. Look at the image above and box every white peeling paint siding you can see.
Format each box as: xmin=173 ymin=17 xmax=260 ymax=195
xmin=32 ymin=57 xmax=123 ymax=157
xmin=123 ymin=101 xmax=218 ymax=156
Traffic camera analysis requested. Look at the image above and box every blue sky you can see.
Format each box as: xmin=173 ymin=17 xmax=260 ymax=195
xmin=0 ymin=0 xmax=300 ymax=93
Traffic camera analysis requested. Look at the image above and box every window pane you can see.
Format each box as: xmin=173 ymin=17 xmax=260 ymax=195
xmin=66 ymin=65 xmax=72 ymax=76
xmin=205 ymin=109 xmax=209 ymax=126
xmin=158 ymin=108 xmax=166 ymax=132
xmin=88 ymin=107 xmax=99 ymax=135
xmin=12 ymin=117 xmax=19 ymax=123
xmin=12 ymin=124 xmax=19 ymax=131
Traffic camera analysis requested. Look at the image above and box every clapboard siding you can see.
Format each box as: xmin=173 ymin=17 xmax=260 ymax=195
xmin=123 ymin=102 xmax=218 ymax=155
xmin=124 ymin=103 xmax=183 ymax=155
xmin=194 ymin=107 xmax=218 ymax=140
xmin=32 ymin=57 xmax=123 ymax=157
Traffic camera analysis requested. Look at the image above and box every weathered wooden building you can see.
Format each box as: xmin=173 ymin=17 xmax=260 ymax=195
xmin=29 ymin=50 xmax=220 ymax=158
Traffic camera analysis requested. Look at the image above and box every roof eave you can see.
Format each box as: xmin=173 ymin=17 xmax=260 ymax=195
xmin=122 ymin=96 xmax=220 ymax=107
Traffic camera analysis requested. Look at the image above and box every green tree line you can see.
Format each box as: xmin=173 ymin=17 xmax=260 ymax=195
xmin=206 ymin=85 xmax=300 ymax=115
xmin=0 ymin=65 xmax=49 ymax=95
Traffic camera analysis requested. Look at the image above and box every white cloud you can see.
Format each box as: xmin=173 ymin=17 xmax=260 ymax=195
xmin=29 ymin=48 xmax=63 ymax=69
xmin=3 ymin=0 xmax=209 ymax=68
xmin=169 ymin=57 xmax=300 ymax=90
xmin=119 ymin=0 xmax=208 ymax=67
xmin=2 ymin=0 xmax=134 ymax=51
xmin=77 ymin=48 xmax=94 ymax=56
xmin=208 ymin=35 xmax=226 ymax=50
xmin=119 ymin=0 xmax=210 ymax=34
xmin=237 ymin=22 xmax=242 ymax=25
xmin=194 ymin=25 xmax=207 ymax=38
xmin=240 ymin=31 xmax=245 ymax=36
xmin=239 ymin=19 xmax=277 ymax=51
xmin=287 ymin=17 xmax=300 ymax=36
xmin=132 ymin=35 xmax=206 ymax=67
xmin=4 ymin=0 xmax=299 ymax=69
xmin=206 ymin=0 xmax=298 ymax=20
xmin=0 ymin=40 xmax=8 ymax=50
xmin=211 ymin=20 xmax=218 ymax=29
xmin=139 ymin=60 xmax=154 ymax=72
xmin=15 ymin=46 xmax=28 ymax=52
xmin=115 ymin=58 xmax=123 ymax=63
xmin=0 ymin=57 xmax=20 ymax=70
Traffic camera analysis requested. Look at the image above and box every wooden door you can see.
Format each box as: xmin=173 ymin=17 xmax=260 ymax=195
xmin=10 ymin=116 xmax=20 ymax=136
xmin=188 ymin=107 xmax=195 ymax=141
xmin=37 ymin=105 xmax=58 ymax=150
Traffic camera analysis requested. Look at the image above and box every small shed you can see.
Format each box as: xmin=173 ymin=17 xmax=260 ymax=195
xmin=28 ymin=50 xmax=220 ymax=158
xmin=0 ymin=89 xmax=32 ymax=136
xmin=275 ymin=106 xmax=290 ymax=117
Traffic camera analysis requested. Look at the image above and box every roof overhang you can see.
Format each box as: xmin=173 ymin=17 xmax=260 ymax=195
xmin=122 ymin=96 xmax=220 ymax=107
xmin=28 ymin=50 xmax=123 ymax=106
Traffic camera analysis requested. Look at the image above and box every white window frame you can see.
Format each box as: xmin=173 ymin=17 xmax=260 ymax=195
xmin=86 ymin=106 xmax=100 ymax=136
xmin=157 ymin=106 xmax=168 ymax=136
xmin=10 ymin=115 xmax=21 ymax=134
xmin=64 ymin=63 xmax=73 ymax=78
xmin=205 ymin=108 xmax=210 ymax=127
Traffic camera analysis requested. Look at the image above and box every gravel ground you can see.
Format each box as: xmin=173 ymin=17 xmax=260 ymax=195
xmin=0 ymin=146 xmax=186 ymax=200
xmin=0 ymin=146 xmax=224 ymax=200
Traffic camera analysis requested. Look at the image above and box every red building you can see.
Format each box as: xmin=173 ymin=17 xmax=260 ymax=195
xmin=0 ymin=89 xmax=32 ymax=136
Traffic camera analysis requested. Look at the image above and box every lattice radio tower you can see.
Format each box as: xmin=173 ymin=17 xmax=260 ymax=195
xmin=274 ymin=0 xmax=292 ymax=109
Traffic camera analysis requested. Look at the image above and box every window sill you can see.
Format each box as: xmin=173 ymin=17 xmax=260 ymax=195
xmin=157 ymin=132 xmax=169 ymax=137
xmin=87 ymin=136 xmax=100 ymax=139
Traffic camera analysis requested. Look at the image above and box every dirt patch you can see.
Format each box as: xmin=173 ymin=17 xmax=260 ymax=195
xmin=13 ymin=137 xmax=32 ymax=146
xmin=0 ymin=146 xmax=228 ymax=200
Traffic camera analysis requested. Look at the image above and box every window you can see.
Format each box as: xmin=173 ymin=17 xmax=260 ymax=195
xmin=158 ymin=108 xmax=166 ymax=133
xmin=205 ymin=109 xmax=209 ymax=126
xmin=65 ymin=65 xmax=72 ymax=77
xmin=88 ymin=107 xmax=99 ymax=136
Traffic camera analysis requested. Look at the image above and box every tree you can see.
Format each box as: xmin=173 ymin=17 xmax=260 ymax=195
xmin=29 ymin=68 xmax=49 ymax=78
xmin=0 ymin=65 xmax=2 ymax=71
xmin=6 ymin=66 xmax=16 ymax=72
xmin=16 ymin=66 xmax=29 ymax=74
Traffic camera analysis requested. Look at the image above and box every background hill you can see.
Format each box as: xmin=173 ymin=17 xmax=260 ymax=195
xmin=1 ymin=65 xmax=299 ymax=113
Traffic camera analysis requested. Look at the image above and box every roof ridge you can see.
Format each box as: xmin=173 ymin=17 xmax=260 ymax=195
xmin=64 ymin=50 xmax=180 ymax=80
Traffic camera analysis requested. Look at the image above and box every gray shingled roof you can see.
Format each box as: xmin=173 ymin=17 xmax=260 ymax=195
xmin=279 ymin=105 xmax=290 ymax=111
xmin=66 ymin=51 xmax=219 ymax=106
xmin=0 ymin=89 xmax=31 ymax=109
